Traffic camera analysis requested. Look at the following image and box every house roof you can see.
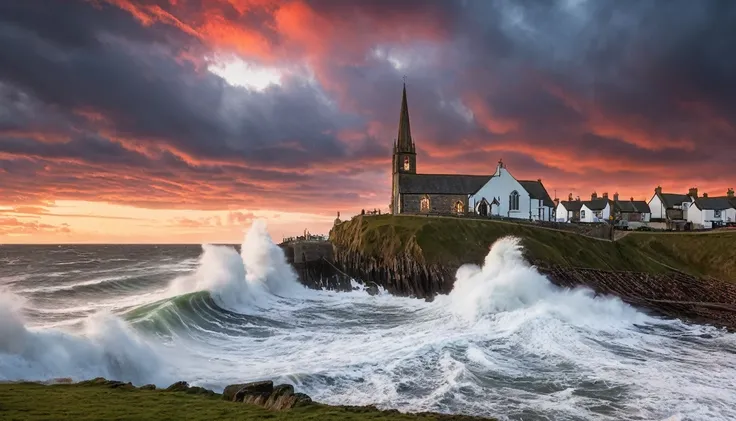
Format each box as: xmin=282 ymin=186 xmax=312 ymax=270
xmin=398 ymin=173 xmax=492 ymax=195
xmin=518 ymin=180 xmax=555 ymax=208
xmin=693 ymin=196 xmax=736 ymax=211
xmin=657 ymin=193 xmax=692 ymax=208
xmin=559 ymin=201 xmax=583 ymax=211
xmin=615 ymin=200 xmax=651 ymax=213
xmin=582 ymin=198 xmax=612 ymax=211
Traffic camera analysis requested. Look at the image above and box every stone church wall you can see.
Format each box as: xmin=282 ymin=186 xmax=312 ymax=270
xmin=402 ymin=194 xmax=468 ymax=214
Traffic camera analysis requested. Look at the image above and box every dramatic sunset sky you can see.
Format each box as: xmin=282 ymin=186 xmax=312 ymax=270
xmin=1 ymin=0 xmax=734 ymax=243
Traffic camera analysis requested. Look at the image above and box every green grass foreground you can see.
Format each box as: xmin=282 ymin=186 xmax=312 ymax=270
xmin=0 ymin=382 xmax=494 ymax=421
xmin=331 ymin=215 xmax=736 ymax=281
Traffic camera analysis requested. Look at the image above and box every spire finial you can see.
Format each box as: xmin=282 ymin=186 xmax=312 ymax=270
xmin=396 ymin=80 xmax=413 ymax=153
xmin=403 ymin=75 xmax=407 ymax=85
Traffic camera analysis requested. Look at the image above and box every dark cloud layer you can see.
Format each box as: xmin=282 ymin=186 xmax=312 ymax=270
xmin=1 ymin=0 xmax=734 ymax=217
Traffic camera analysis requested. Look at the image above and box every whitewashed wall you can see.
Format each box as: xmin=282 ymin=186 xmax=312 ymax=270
xmin=580 ymin=203 xmax=611 ymax=223
xmin=648 ymin=194 xmax=664 ymax=219
xmin=470 ymin=166 xmax=531 ymax=220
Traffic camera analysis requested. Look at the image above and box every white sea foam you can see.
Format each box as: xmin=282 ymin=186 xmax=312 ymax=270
xmin=0 ymin=290 xmax=170 ymax=385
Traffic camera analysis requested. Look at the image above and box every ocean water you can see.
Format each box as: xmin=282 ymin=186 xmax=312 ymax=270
xmin=1 ymin=221 xmax=735 ymax=421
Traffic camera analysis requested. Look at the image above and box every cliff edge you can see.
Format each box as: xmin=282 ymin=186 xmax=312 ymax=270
xmin=330 ymin=215 xmax=736 ymax=328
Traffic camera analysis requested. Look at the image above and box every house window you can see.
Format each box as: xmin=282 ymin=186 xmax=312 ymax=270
xmin=581 ymin=210 xmax=586 ymax=219
xmin=509 ymin=190 xmax=520 ymax=211
xmin=420 ymin=195 xmax=430 ymax=212
xmin=403 ymin=156 xmax=410 ymax=171
xmin=715 ymin=210 xmax=722 ymax=218
xmin=454 ymin=201 xmax=464 ymax=214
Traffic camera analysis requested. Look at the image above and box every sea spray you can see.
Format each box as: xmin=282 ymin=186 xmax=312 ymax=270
xmin=443 ymin=236 xmax=649 ymax=328
xmin=167 ymin=219 xmax=304 ymax=312
xmin=0 ymin=291 xmax=168 ymax=385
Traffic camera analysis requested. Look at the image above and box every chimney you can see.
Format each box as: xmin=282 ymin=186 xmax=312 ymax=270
xmin=688 ymin=187 xmax=698 ymax=198
xmin=568 ymin=193 xmax=573 ymax=202
xmin=613 ymin=193 xmax=619 ymax=202
xmin=655 ymin=186 xmax=662 ymax=195
xmin=703 ymin=193 xmax=709 ymax=198
xmin=576 ymin=196 xmax=581 ymax=202
xmin=591 ymin=192 xmax=598 ymax=200
xmin=602 ymin=192 xmax=609 ymax=200
xmin=728 ymin=188 xmax=734 ymax=198
xmin=630 ymin=197 xmax=634 ymax=202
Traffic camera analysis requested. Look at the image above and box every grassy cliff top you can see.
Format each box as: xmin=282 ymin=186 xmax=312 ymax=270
xmin=330 ymin=215 xmax=736 ymax=281
xmin=0 ymin=382 xmax=493 ymax=421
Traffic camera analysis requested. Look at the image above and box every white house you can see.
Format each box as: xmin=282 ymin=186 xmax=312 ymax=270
xmin=579 ymin=193 xmax=613 ymax=223
xmin=468 ymin=160 xmax=554 ymax=221
xmin=648 ymin=186 xmax=696 ymax=221
xmin=687 ymin=191 xmax=736 ymax=228
xmin=555 ymin=195 xmax=583 ymax=222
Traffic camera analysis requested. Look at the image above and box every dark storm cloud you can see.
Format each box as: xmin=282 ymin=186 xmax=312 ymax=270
xmin=0 ymin=0 xmax=734 ymax=216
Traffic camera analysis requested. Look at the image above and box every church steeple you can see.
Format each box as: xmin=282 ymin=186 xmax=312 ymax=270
xmin=396 ymin=83 xmax=414 ymax=153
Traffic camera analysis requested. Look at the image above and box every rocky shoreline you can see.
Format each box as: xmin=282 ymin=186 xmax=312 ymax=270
xmin=6 ymin=377 xmax=494 ymax=420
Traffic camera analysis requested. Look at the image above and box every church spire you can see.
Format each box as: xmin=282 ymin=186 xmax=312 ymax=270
xmin=396 ymin=82 xmax=414 ymax=153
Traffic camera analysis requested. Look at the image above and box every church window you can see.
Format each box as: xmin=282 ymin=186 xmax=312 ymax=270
xmin=454 ymin=201 xmax=464 ymax=214
xmin=509 ymin=190 xmax=520 ymax=211
xmin=403 ymin=156 xmax=411 ymax=171
xmin=581 ymin=210 xmax=586 ymax=219
xmin=420 ymin=195 xmax=430 ymax=212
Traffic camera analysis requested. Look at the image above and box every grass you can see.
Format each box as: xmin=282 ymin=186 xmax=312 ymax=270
xmin=331 ymin=215 xmax=736 ymax=281
xmin=0 ymin=382 xmax=493 ymax=421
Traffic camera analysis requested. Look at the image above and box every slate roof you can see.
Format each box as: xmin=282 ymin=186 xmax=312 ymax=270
xmin=693 ymin=197 xmax=736 ymax=211
xmin=398 ymin=173 xmax=492 ymax=195
xmin=518 ymin=180 xmax=555 ymax=208
xmin=657 ymin=193 xmax=692 ymax=208
xmin=615 ymin=200 xmax=651 ymax=213
xmin=559 ymin=201 xmax=583 ymax=212
xmin=582 ymin=198 xmax=612 ymax=211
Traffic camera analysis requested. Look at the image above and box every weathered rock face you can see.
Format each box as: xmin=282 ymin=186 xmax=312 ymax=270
xmin=225 ymin=380 xmax=313 ymax=410
xmin=332 ymin=247 xmax=455 ymax=299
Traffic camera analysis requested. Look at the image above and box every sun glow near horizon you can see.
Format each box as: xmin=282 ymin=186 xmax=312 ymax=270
xmin=0 ymin=200 xmax=336 ymax=244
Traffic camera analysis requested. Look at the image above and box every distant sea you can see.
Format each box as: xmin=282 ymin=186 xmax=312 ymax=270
xmin=1 ymin=221 xmax=735 ymax=421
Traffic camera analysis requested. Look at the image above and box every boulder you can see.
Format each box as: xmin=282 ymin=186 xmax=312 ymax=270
xmin=165 ymin=381 xmax=190 ymax=392
xmin=186 ymin=386 xmax=216 ymax=396
xmin=139 ymin=384 xmax=156 ymax=391
xmin=263 ymin=384 xmax=294 ymax=410
xmin=228 ymin=380 xmax=273 ymax=402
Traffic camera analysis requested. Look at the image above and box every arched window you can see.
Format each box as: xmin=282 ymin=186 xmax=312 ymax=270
xmin=420 ymin=195 xmax=430 ymax=212
xmin=581 ymin=210 xmax=586 ymax=219
xmin=454 ymin=201 xmax=464 ymax=214
xmin=403 ymin=156 xmax=411 ymax=171
xmin=509 ymin=190 xmax=520 ymax=211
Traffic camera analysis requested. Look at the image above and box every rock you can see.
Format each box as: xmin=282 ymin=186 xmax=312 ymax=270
xmin=226 ymin=380 xmax=313 ymax=410
xmin=222 ymin=384 xmax=248 ymax=401
xmin=366 ymin=283 xmax=380 ymax=296
xmin=292 ymin=393 xmax=313 ymax=407
xmin=263 ymin=384 xmax=294 ymax=410
xmin=186 ymin=386 xmax=216 ymax=396
xmin=165 ymin=381 xmax=190 ymax=392
xmin=230 ymin=380 xmax=273 ymax=402
xmin=139 ymin=384 xmax=156 ymax=391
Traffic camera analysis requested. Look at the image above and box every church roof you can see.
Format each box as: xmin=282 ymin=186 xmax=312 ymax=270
xmin=398 ymin=173 xmax=491 ymax=195
xmin=518 ymin=180 xmax=555 ymax=208
xmin=396 ymin=83 xmax=414 ymax=153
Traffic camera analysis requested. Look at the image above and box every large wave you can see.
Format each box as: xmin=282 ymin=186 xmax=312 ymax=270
xmin=0 ymin=219 xmax=304 ymax=385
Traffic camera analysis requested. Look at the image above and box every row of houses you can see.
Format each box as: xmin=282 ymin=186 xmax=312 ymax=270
xmin=556 ymin=187 xmax=736 ymax=229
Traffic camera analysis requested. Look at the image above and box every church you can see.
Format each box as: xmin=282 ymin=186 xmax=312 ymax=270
xmin=390 ymin=84 xmax=555 ymax=221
